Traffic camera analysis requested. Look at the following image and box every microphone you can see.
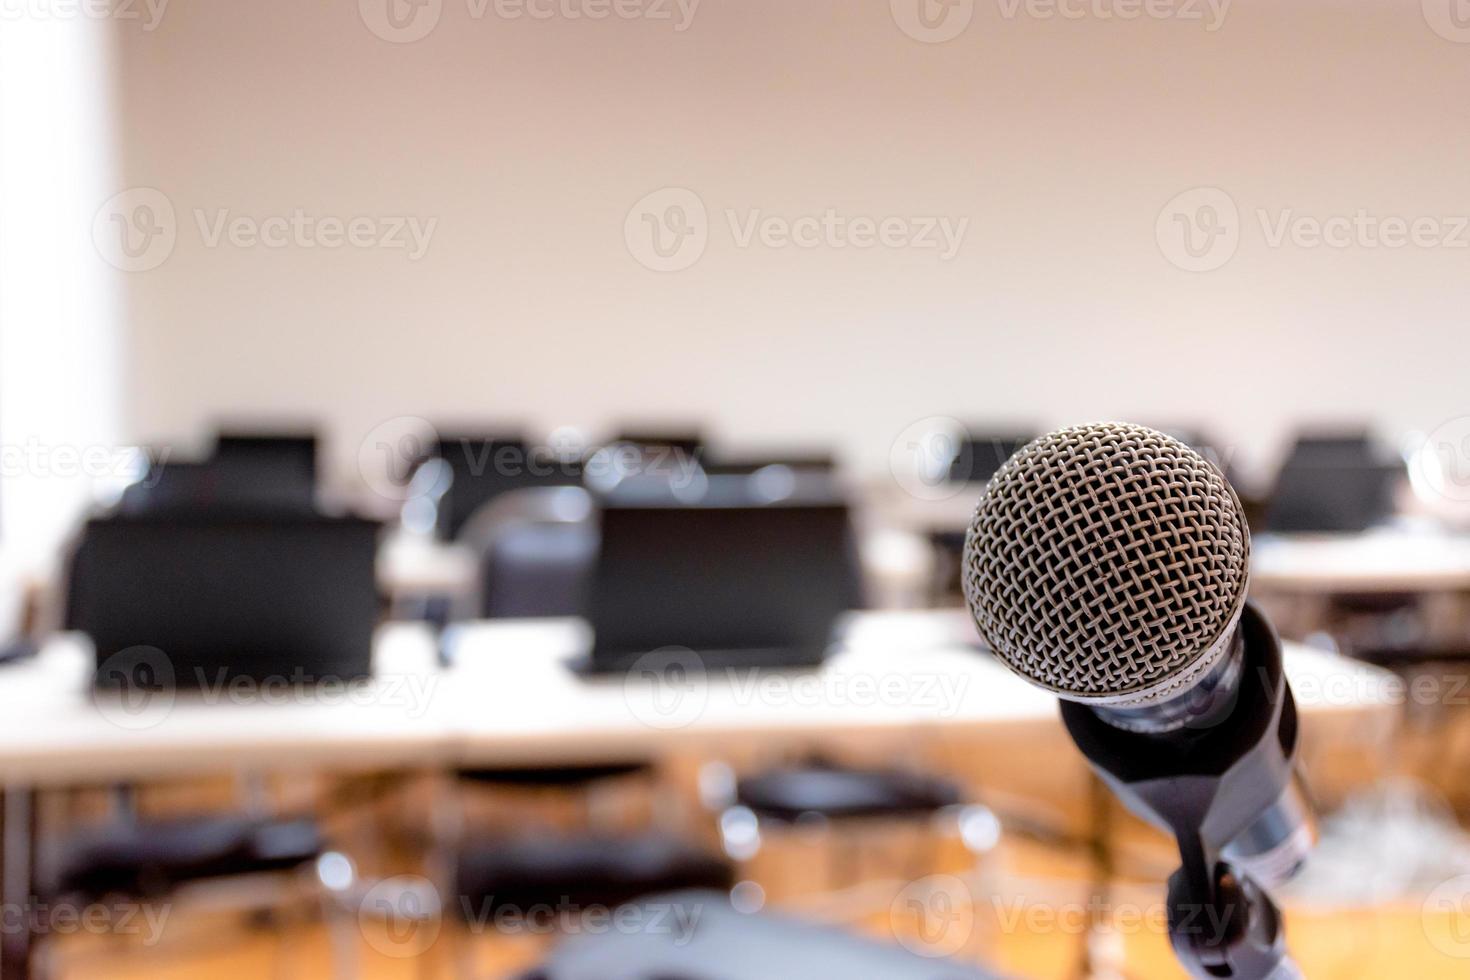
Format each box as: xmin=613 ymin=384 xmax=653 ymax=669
xmin=961 ymin=423 xmax=1312 ymax=978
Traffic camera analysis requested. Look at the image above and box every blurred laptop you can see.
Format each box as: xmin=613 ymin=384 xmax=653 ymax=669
xmin=67 ymin=515 xmax=381 ymax=689
xmin=582 ymin=496 xmax=863 ymax=674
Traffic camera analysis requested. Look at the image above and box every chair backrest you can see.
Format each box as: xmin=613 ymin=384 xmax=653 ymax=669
xmin=587 ymin=494 xmax=862 ymax=668
xmin=430 ymin=436 xmax=583 ymax=539
xmin=459 ymin=487 xmax=599 ymax=619
xmin=120 ymin=455 xmax=318 ymax=518
xmin=67 ymin=515 xmax=381 ymax=688
xmin=946 ymin=432 xmax=1035 ymax=484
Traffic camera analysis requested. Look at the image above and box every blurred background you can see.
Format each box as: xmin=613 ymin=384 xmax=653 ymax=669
xmin=3 ymin=0 xmax=1470 ymax=977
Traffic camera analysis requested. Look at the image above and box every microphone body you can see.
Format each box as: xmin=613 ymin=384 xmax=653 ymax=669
xmin=961 ymin=423 xmax=1314 ymax=979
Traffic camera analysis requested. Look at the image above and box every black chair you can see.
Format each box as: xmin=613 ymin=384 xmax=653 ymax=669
xmin=35 ymin=804 xmax=357 ymax=978
xmin=945 ymin=431 xmax=1035 ymax=484
xmin=456 ymin=486 xmax=599 ymax=620
xmin=455 ymin=834 xmax=732 ymax=917
xmin=118 ymin=430 xmax=320 ymax=518
xmin=706 ymin=760 xmax=997 ymax=908
xmin=49 ymin=514 xmax=380 ymax=974
xmin=426 ymin=436 xmax=584 ymax=540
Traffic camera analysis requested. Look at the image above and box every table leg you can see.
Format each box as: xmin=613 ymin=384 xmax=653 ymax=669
xmin=0 ymin=786 xmax=35 ymax=980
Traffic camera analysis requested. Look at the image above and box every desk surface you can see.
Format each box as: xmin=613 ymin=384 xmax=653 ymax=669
xmin=1251 ymin=531 xmax=1470 ymax=593
xmin=0 ymin=611 xmax=1398 ymax=786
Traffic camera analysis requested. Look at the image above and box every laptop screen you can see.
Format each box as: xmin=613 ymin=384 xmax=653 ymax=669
xmin=587 ymin=500 xmax=862 ymax=667
xmin=68 ymin=515 xmax=381 ymax=689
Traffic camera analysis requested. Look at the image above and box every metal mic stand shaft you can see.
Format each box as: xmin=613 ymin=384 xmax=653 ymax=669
xmin=1059 ymin=604 xmax=1308 ymax=980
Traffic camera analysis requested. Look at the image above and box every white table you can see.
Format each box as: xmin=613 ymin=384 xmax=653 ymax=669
xmin=1251 ymin=531 xmax=1470 ymax=594
xmin=0 ymin=610 xmax=1398 ymax=785
xmin=0 ymin=610 xmax=1400 ymax=977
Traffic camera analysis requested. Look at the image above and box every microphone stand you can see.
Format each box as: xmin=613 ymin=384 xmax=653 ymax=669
xmin=1058 ymin=604 xmax=1304 ymax=980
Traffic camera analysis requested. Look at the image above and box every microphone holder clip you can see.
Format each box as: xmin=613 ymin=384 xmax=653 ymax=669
xmin=1060 ymin=603 xmax=1301 ymax=980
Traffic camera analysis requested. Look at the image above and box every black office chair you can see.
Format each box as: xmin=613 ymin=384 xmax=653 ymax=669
xmin=424 ymin=436 xmax=584 ymax=540
xmin=703 ymin=759 xmax=999 ymax=915
xmin=457 ymin=486 xmax=599 ymax=620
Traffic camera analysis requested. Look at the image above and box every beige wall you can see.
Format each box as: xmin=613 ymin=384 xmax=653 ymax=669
xmin=111 ymin=0 xmax=1470 ymax=491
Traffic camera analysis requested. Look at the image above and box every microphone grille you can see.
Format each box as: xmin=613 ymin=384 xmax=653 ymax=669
xmin=962 ymin=422 xmax=1250 ymax=705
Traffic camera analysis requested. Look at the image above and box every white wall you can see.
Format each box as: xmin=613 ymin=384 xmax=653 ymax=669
xmin=111 ymin=0 xmax=1470 ymax=492
xmin=1 ymin=14 xmax=121 ymax=598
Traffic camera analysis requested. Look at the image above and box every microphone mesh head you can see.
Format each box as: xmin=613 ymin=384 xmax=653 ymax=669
xmin=962 ymin=422 xmax=1250 ymax=706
